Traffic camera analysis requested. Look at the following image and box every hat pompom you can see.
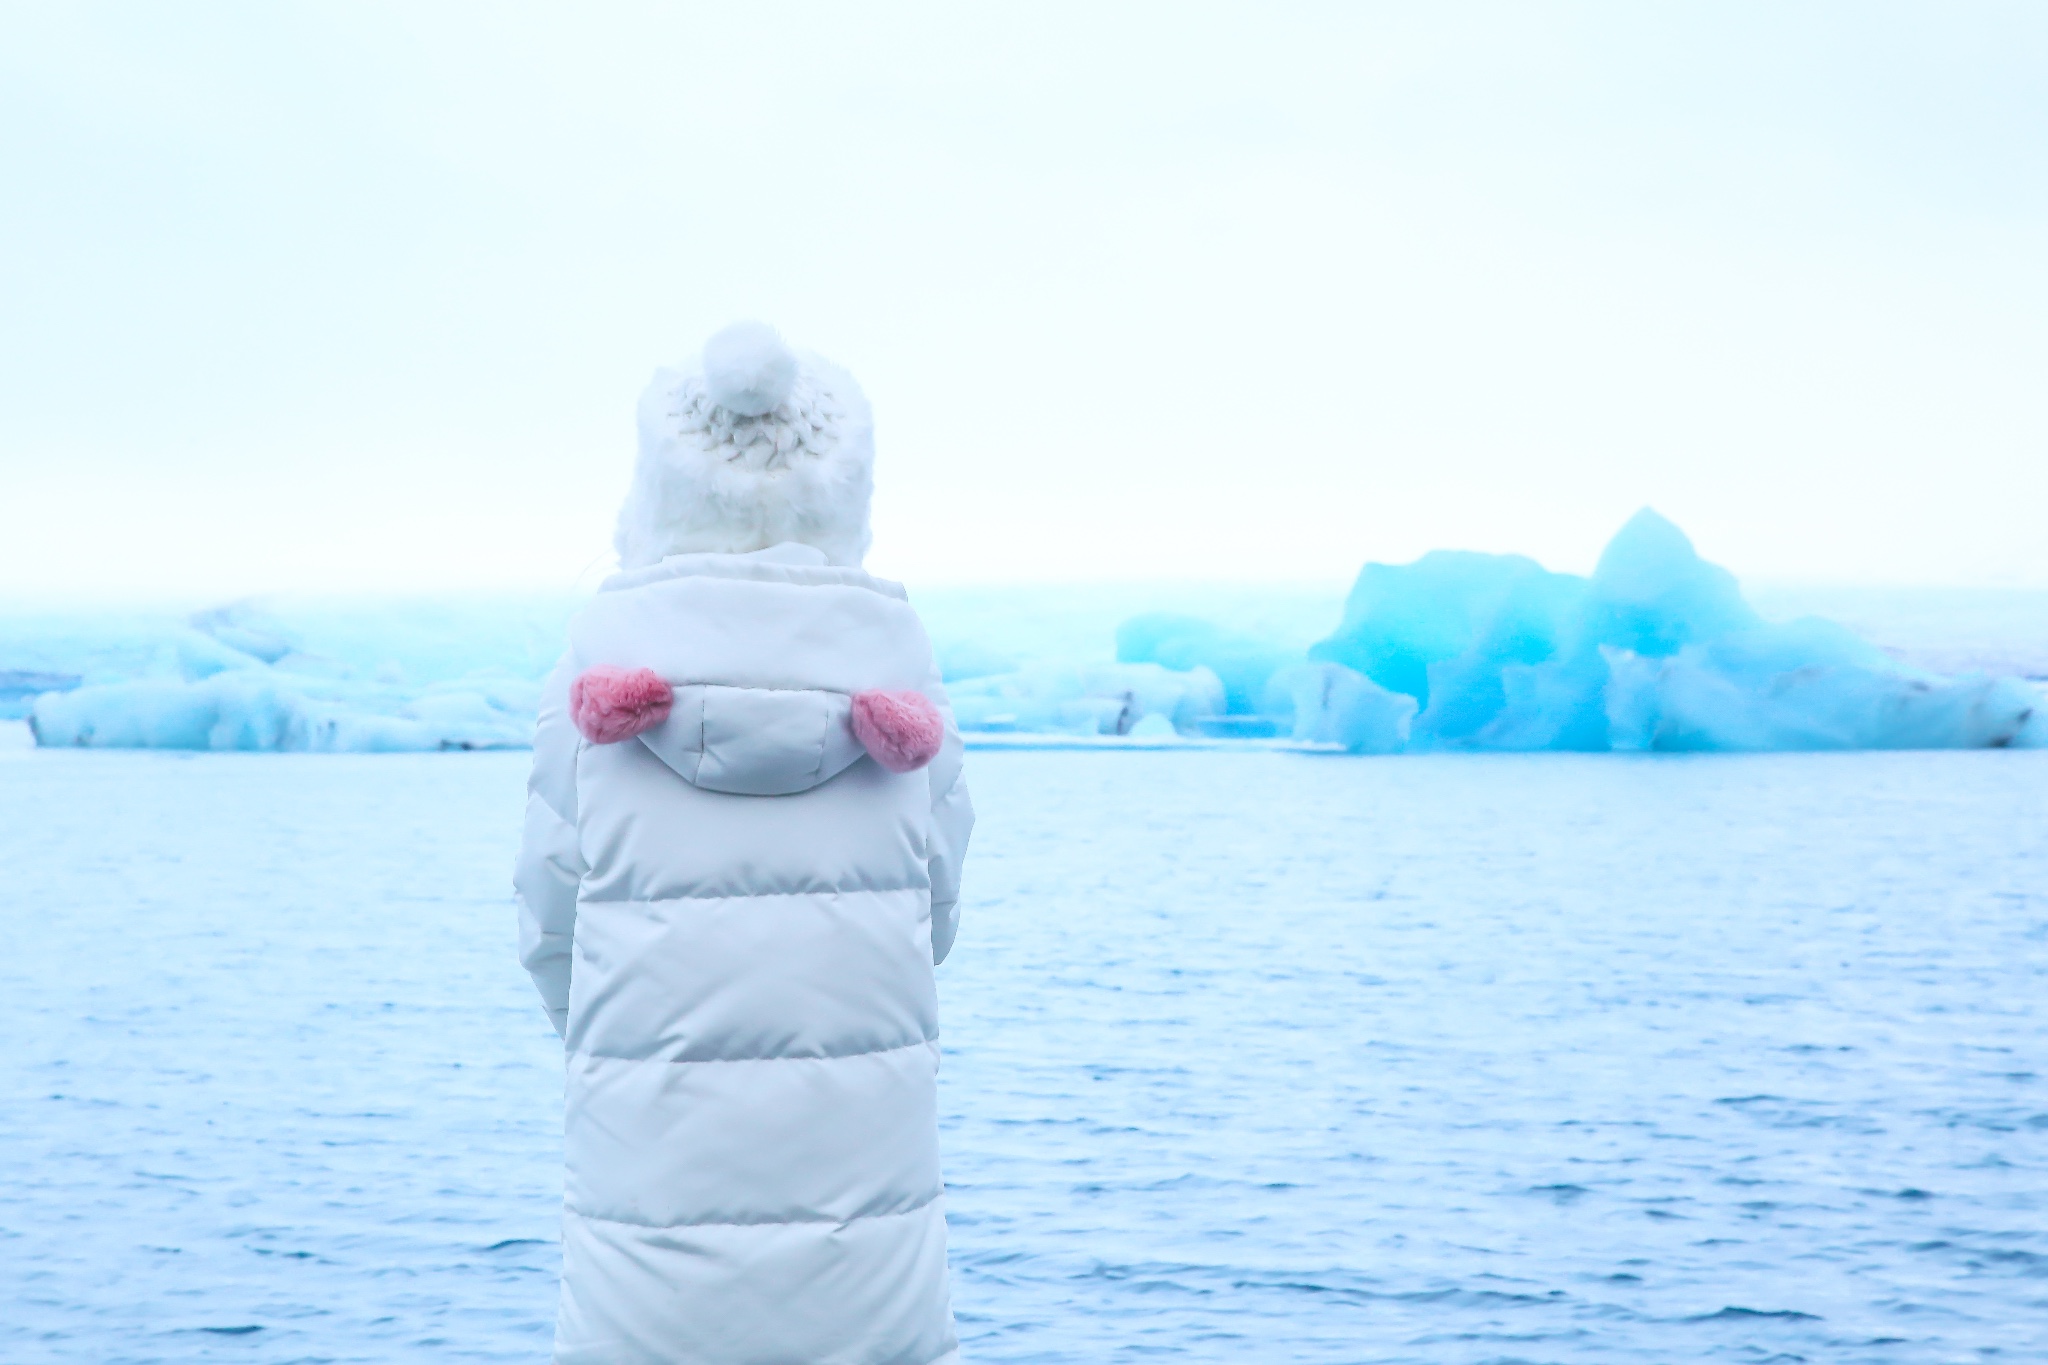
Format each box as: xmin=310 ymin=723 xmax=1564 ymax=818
xmin=702 ymin=321 xmax=798 ymax=417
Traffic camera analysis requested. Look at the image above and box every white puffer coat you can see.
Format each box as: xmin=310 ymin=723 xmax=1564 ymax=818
xmin=515 ymin=543 xmax=974 ymax=1365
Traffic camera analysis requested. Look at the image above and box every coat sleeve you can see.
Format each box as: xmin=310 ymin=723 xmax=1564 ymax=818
xmin=923 ymin=680 xmax=974 ymax=966
xmin=515 ymin=653 xmax=585 ymax=1037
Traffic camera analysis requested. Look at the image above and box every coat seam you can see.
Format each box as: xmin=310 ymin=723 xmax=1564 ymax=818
xmin=577 ymin=885 xmax=931 ymax=906
xmin=566 ymin=1035 xmax=939 ymax=1067
xmin=527 ymin=782 xmax=576 ymax=834
xmin=563 ymin=1186 xmax=943 ymax=1231
xmin=596 ymin=554 xmax=909 ymax=600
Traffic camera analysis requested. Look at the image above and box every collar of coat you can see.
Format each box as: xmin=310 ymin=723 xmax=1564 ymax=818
xmin=599 ymin=541 xmax=909 ymax=602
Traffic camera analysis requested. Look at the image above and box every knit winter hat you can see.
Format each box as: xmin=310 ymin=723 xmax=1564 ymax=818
xmin=612 ymin=322 xmax=875 ymax=569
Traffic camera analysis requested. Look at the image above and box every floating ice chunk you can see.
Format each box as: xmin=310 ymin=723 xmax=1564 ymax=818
xmin=1126 ymin=713 xmax=1179 ymax=739
xmin=12 ymin=594 xmax=569 ymax=751
xmin=1300 ymin=546 xmax=1593 ymax=749
xmin=188 ymin=601 xmax=300 ymax=664
xmin=17 ymin=510 xmax=2045 ymax=756
xmin=0 ymin=669 xmax=80 ymax=721
xmin=2019 ymin=699 xmax=2048 ymax=748
xmin=417 ymin=672 xmax=544 ymax=716
xmin=1450 ymin=511 xmax=1772 ymax=750
xmin=1480 ymin=652 xmax=1612 ymax=751
xmin=1108 ymin=506 xmax=2048 ymax=755
xmin=948 ymin=661 xmax=1224 ymax=736
xmin=1606 ymin=638 xmax=2041 ymax=751
xmin=1274 ymin=662 xmax=1417 ymax=753
xmin=270 ymin=651 xmax=360 ymax=680
xmin=936 ymin=640 xmax=1019 ymax=684
xmin=31 ymin=676 xmax=263 ymax=750
xmin=30 ymin=671 xmax=532 ymax=752
xmin=1579 ymin=507 xmax=1758 ymax=656
xmin=1307 ymin=507 xmax=2041 ymax=753
xmin=1115 ymin=614 xmax=1295 ymax=715
xmin=176 ymin=629 xmax=269 ymax=681
xmin=1310 ymin=551 xmax=1571 ymax=709
xmin=1412 ymin=566 xmax=1589 ymax=748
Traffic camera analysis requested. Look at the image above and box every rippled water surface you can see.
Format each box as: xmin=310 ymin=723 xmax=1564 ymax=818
xmin=3 ymin=746 xmax=2045 ymax=1362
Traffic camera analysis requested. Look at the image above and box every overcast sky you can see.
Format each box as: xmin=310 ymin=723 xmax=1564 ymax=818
xmin=3 ymin=2 xmax=2045 ymax=601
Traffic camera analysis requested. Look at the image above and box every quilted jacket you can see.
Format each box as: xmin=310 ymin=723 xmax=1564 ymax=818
xmin=515 ymin=543 xmax=973 ymax=1364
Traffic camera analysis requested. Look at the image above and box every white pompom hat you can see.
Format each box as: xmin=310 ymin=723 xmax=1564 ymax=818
xmin=613 ymin=322 xmax=875 ymax=569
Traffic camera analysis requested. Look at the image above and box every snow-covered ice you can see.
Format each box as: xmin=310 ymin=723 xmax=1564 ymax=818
xmin=2 ymin=744 xmax=2045 ymax=1361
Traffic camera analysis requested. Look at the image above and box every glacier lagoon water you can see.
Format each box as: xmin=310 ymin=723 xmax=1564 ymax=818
xmin=2 ymin=745 xmax=2045 ymax=1363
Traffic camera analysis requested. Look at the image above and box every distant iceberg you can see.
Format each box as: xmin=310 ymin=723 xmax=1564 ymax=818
xmin=26 ymin=602 xmax=540 ymax=752
xmin=1288 ymin=509 xmax=2041 ymax=752
xmin=1114 ymin=614 xmax=1295 ymax=717
xmin=945 ymin=509 xmax=2038 ymax=753
xmin=1 ymin=670 xmax=80 ymax=720
xmin=1269 ymin=661 xmax=1417 ymax=754
xmin=948 ymin=660 xmax=1226 ymax=737
xmin=12 ymin=513 xmax=2044 ymax=753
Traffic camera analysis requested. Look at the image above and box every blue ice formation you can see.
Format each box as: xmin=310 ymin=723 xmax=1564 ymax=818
xmin=935 ymin=639 xmax=1021 ymax=684
xmin=962 ymin=508 xmax=2044 ymax=753
xmin=0 ymin=670 xmax=79 ymax=721
xmin=1291 ymin=509 xmax=2042 ymax=752
xmin=1270 ymin=662 xmax=1418 ymax=754
xmin=30 ymin=669 xmax=537 ymax=752
xmin=947 ymin=661 xmax=1226 ymax=737
xmin=26 ymin=602 xmax=539 ymax=752
xmin=10 ymin=512 xmax=2043 ymax=753
xmin=1114 ymin=614 xmax=1294 ymax=716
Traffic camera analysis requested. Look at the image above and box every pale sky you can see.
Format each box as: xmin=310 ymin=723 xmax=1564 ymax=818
xmin=2 ymin=2 xmax=2045 ymax=601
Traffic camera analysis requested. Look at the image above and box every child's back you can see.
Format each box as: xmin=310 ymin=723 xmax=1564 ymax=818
xmin=515 ymin=326 xmax=972 ymax=1364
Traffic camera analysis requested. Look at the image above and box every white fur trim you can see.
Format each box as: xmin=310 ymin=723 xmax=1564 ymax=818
xmin=613 ymin=331 xmax=875 ymax=570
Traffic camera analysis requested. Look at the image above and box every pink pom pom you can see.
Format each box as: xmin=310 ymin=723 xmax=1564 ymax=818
xmin=570 ymin=665 xmax=674 ymax=744
xmin=851 ymin=689 xmax=944 ymax=773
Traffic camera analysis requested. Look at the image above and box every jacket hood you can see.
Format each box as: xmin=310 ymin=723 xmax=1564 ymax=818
xmin=635 ymin=683 xmax=868 ymax=795
xmin=567 ymin=545 xmax=939 ymax=797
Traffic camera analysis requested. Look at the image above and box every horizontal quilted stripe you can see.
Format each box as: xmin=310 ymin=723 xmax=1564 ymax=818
xmin=564 ymin=1043 xmax=943 ymax=1229
xmin=576 ymin=881 xmax=930 ymax=905
xmin=567 ymin=888 xmax=936 ymax=1064
xmin=576 ymin=735 xmax=930 ymax=903
xmin=555 ymin=1197 xmax=955 ymax=1365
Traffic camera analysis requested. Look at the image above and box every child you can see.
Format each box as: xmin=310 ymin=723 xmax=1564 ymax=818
xmin=514 ymin=322 xmax=974 ymax=1365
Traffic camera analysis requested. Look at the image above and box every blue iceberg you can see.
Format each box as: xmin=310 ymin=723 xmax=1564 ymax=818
xmin=1294 ymin=509 xmax=2042 ymax=752
xmin=1267 ymin=661 xmax=1418 ymax=753
xmin=1114 ymin=614 xmax=1295 ymax=717
xmin=947 ymin=661 xmax=1226 ymax=737
xmin=11 ymin=511 xmax=2042 ymax=754
xmin=26 ymin=604 xmax=540 ymax=752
